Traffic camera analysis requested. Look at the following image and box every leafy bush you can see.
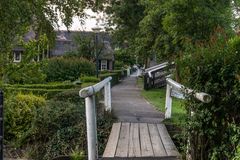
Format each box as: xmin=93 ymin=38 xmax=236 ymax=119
xmin=21 ymin=100 xmax=85 ymax=160
xmin=80 ymin=76 xmax=100 ymax=83
xmin=4 ymin=93 xmax=46 ymax=144
xmin=23 ymin=100 xmax=113 ymax=160
xmin=6 ymin=62 xmax=46 ymax=84
xmin=178 ymin=32 xmax=240 ymax=159
xmin=43 ymin=57 xmax=95 ymax=82
xmin=114 ymin=61 xmax=125 ymax=70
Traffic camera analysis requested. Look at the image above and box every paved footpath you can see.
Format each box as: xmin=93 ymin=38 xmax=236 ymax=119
xmin=111 ymin=73 xmax=164 ymax=123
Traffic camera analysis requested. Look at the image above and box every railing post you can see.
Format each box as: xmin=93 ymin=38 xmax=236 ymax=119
xmin=85 ymin=96 xmax=98 ymax=160
xmin=0 ymin=90 xmax=3 ymax=160
xmin=127 ymin=68 xmax=130 ymax=76
xmin=165 ymin=84 xmax=172 ymax=119
xmin=104 ymin=82 xmax=111 ymax=112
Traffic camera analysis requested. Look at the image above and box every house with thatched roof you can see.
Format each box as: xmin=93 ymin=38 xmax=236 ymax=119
xmin=98 ymin=41 xmax=114 ymax=70
xmin=50 ymin=31 xmax=115 ymax=71
xmin=12 ymin=30 xmax=115 ymax=71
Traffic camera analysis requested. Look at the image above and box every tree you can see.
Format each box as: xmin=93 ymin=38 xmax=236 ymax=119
xmin=105 ymin=0 xmax=145 ymax=45
xmin=0 ymin=0 xmax=106 ymax=81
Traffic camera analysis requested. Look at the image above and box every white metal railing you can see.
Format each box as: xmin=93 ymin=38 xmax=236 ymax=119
xmin=79 ymin=77 xmax=112 ymax=160
xmin=165 ymin=78 xmax=211 ymax=119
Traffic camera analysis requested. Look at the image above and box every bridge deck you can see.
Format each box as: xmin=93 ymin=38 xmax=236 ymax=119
xmin=103 ymin=122 xmax=180 ymax=159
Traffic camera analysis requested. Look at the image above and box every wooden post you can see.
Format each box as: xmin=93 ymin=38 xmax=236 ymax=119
xmin=127 ymin=68 xmax=130 ymax=76
xmin=85 ymin=96 xmax=98 ymax=160
xmin=0 ymin=90 xmax=3 ymax=160
xmin=144 ymin=74 xmax=148 ymax=90
xmin=165 ymin=84 xmax=172 ymax=119
xmin=104 ymin=82 xmax=111 ymax=111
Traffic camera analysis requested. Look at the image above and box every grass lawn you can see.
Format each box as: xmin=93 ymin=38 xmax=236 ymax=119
xmin=137 ymin=77 xmax=187 ymax=127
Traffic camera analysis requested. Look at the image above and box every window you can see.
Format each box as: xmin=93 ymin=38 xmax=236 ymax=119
xmin=101 ymin=60 xmax=107 ymax=70
xmin=13 ymin=51 xmax=22 ymax=62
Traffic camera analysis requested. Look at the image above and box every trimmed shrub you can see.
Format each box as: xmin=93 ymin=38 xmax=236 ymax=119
xmin=4 ymin=93 xmax=46 ymax=144
xmin=99 ymin=73 xmax=120 ymax=86
xmin=80 ymin=76 xmax=100 ymax=83
xmin=52 ymin=88 xmax=82 ymax=104
xmin=4 ymin=82 xmax=77 ymax=90
xmin=4 ymin=87 xmax=68 ymax=99
xmin=110 ymin=70 xmax=124 ymax=79
xmin=43 ymin=57 xmax=95 ymax=82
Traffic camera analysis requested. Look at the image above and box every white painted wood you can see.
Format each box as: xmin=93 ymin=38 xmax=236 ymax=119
xmin=165 ymin=78 xmax=211 ymax=119
xmin=166 ymin=78 xmax=211 ymax=103
xmin=79 ymin=77 xmax=112 ymax=98
xmin=104 ymin=82 xmax=111 ymax=111
xmin=107 ymin=82 xmax=111 ymax=111
xmin=79 ymin=77 xmax=113 ymax=160
xmin=104 ymin=84 xmax=108 ymax=108
xmin=165 ymin=84 xmax=172 ymax=119
xmin=145 ymin=62 xmax=169 ymax=73
xmin=85 ymin=96 xmax=98 ymax=160
xmin=127 ymin=68 xmax=130 ymax=76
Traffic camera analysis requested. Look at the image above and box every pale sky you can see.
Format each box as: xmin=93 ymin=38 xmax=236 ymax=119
xmin=57 ymin=9 xmax=107 ymax=31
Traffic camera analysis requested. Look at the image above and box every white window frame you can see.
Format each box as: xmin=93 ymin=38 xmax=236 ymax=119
xmin=101 ymin=60 xmax=107 ymax=70
xmin=13 ymin=51 xmax=22 ymax=62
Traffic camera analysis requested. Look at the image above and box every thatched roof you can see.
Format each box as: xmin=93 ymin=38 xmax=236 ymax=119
xmin=98 ymin=41 xmax=114 ymax=60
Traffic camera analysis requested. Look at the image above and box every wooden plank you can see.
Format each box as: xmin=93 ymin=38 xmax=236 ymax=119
xmin=157 ymin=124 xmax=180 ymax=157
xmin=139 ymin=123 xmax=154 ymax=157
xmin=103 ymin=123 xmax=121 ymax=157
xmin=101 ymin=156 xmax=178 ymax=160
xmin=115 ymin=123 xmax=130 ymax=157
xmin=148 ymin=124 xmax=167 ymax=157
xmin=128 ymin=123 xmax=141 ymax=157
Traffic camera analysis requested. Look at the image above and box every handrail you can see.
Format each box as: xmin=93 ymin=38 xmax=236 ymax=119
xmin=80 ymin=77 xmax=112 ymax=98
xmin=143 ymin=62 xmax=174 ymax=90
xmin=165 ymin=78 xmax=211 ymax=118
xmin=145 ymin=62 xmax=169 ymax=73
xmin=79 ymin=77 xmax=112 ymax=160
xmin=144 ymin=62 xmax=174 ymax=78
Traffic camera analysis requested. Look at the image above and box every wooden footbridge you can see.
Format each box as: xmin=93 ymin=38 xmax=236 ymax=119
xmin=103 ymin=122 xmax=180 ymax=159
xmin=79 ymin=63 xmax=211 ymax=160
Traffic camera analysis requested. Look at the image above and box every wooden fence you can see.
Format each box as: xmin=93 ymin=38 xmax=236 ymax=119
xmin=79 ymin=77 xmax=112 ymax=160
xmin=144 ymin=62 xmax=174 ymax=90
xmin=165 ymin=78 xmax=211 ymax=118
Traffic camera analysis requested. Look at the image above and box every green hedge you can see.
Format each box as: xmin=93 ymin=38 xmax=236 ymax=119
xmin=80 ymin=76 xmax=100 ymax=83
xmin=52 ymin=88 xmax=82 ymax=104
xmin=110 ymin=70 xmax=123 ymax=79
xmin=43 ymin=57 xmax=95 ymax=82
xmin=99 ymin=73 xmax=120 ymax=86
xmin=4 ymin=83 xmax=77 ymax=90
xmin=5 ymin=87 xmax=68 ymax=99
